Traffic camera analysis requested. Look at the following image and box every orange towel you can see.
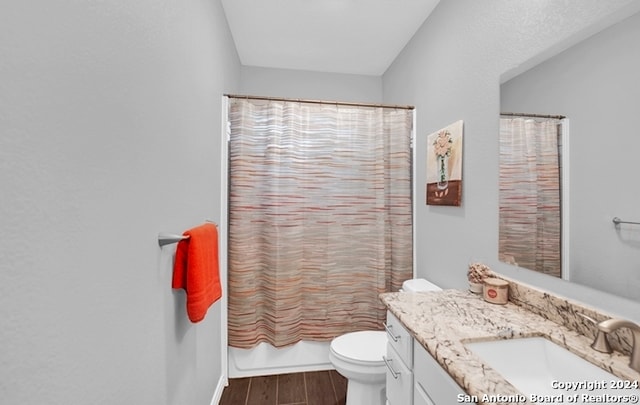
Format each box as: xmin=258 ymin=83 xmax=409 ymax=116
xmin=172 ymin=223 xmax=221 ymax=323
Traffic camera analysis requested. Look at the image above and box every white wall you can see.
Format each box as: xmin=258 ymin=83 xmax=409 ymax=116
xmin=0 ymin=1 xmax=239 ymax=404
xmin=240 ymin=66 xmax=383 ymax=102
xmin=500 ymin=11 xmax=640 ymax=301
xmin=383 ymin=0 xmax=640 ymax=319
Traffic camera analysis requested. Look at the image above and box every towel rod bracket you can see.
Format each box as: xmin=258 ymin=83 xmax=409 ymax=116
xmin=612 ymin=217 xmax=640 ymax=226
xmin=158 ymin=233 xmax=189 ymax=247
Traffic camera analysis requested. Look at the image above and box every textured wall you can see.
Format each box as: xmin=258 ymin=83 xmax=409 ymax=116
xmin=240 ymin=65 xmax=383 ymax=103
xmin=0 ymin=1 xmax=239 ymax=404
xmin=383 ymin=0 xmax=640 ymax=319
xmin=501 ymin=11 xmax=640 ymax=301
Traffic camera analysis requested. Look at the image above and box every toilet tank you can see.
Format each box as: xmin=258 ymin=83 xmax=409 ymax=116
xmin=401 ymin=278 xmax=441 ymax=292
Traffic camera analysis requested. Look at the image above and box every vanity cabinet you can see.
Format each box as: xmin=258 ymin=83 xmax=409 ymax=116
xmin=385 ymin=311 xmax=468 ymax=405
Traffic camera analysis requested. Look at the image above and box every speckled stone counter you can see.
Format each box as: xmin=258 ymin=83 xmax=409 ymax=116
xmin=379 ymin=286 xmax=640 ymax=405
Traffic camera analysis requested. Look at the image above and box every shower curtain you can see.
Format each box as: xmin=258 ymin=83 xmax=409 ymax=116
xmin=227 ymin=98 xmax=413 ymax=348
xmin=499 ymin=117 xmax=561 ymax=277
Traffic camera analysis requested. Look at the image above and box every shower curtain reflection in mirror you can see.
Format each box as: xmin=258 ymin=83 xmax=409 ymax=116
xmin=227 ymin=98 xmax=414 ymax=348
xmin=499 ymin=117 xmax=562 ymax=278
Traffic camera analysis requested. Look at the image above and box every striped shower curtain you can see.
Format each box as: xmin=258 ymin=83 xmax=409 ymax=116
xmin=499 ymin=117 xmax=561 ymax=277
xmin=227 ymin=98 xmax=413 ymax=348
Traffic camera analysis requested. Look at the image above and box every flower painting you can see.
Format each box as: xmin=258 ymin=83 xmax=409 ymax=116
xmin=426 ymin=120 xmax=463 ymax=206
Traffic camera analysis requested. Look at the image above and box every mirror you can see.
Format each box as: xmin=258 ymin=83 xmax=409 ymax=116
xmin=498 ymin=10 xmax=640 ymax=302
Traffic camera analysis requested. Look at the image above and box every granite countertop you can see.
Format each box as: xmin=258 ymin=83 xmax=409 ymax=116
xmin=379 ymin=289 xmax=640 ymax=405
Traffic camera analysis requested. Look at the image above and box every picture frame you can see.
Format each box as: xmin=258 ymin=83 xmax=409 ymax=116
xmin=426 ymin=120 xmax=463 ymax=206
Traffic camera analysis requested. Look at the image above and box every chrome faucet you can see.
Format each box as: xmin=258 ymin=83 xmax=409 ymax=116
xmin=591 ymin=318 xmax=640 ymax=373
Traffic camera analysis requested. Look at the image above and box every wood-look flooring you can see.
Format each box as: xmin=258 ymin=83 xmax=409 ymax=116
xmin=219 ymin=370 xmax=347 ymax=405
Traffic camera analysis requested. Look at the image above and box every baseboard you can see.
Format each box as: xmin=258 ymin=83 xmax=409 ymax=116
xmin=209 ymin=374 xmax=228 ymax=405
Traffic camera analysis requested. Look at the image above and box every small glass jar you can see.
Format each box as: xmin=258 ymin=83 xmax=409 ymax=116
xmin=468 ymin=281 xmax=483 ymax=294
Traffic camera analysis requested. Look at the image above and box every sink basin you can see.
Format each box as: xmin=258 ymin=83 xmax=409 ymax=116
xmin=465 ymin=337 xmax=639 ymax=401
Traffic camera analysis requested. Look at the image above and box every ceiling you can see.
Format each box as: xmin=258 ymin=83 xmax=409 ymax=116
xmin=220 ymin=0 xmax=441 ymax=76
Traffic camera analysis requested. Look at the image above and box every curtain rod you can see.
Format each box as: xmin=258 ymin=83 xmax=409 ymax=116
xmin=501 ymin=112 xmax=566 ymax=120
xmin=224 ymin=94 xmax=415 ymax=110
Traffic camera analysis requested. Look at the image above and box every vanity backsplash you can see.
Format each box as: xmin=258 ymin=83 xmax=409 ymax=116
xmin=497 ymin=274 xmax=633 ymax=356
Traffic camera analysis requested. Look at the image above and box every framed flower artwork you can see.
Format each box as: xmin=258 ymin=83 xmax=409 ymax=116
xmin=426 ymin=120 xmax=463 ymax=206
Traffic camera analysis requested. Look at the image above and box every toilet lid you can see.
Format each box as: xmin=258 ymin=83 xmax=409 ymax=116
xmin=330 ymin=331 xmax=387 ymax=363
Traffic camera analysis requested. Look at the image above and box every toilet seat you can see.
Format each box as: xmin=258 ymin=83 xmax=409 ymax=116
xmin=330 ymin=331 xmax=386 ymax=366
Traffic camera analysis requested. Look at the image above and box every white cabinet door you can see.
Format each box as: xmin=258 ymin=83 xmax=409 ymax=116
xmin=413 ymin=341 xmax=466 ymax=404
xmin=385 ymin=343 xmax=413 ymax=405
xmin=414 ymin=383 xmax=436 ymax=405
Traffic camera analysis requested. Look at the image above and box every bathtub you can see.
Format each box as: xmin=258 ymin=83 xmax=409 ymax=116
xmin=228 ymin=340 xmax=333 ymax=378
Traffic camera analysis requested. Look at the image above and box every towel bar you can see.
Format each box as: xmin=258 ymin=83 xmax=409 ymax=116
xmin=158 ymin=233 xmax=190 ymax=247
xmin=612 ymin=217 xmax=640 ymax=226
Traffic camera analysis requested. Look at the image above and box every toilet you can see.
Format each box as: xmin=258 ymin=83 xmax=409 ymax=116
xmin=400 ymin=278 xmax=441 ymax=293
xmin=329 ymin=278 xmax=441 ymax=405
xmin=329 ymin=330 xmax=387 ymax=405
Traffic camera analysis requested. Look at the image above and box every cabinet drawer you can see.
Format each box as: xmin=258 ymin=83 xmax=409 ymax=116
xmin=385 ymin=311 xmax=413 ymax=368
xmin=385 ymin=343 xmax=413 ymax=405
xmin=413 ymin=342 xmax=466 ymax=404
